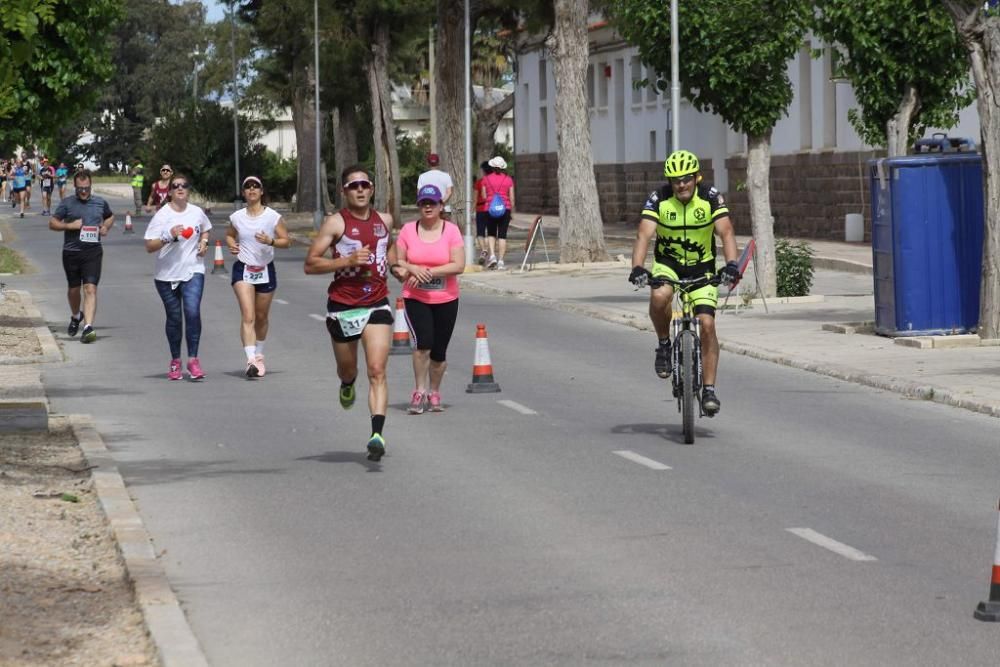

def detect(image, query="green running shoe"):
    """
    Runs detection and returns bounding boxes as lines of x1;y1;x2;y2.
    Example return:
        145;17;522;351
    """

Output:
366;433;385;461
81;326;97;344
339;382;356;409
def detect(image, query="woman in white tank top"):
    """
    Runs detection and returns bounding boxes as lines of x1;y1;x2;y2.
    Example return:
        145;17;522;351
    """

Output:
225;175;290;378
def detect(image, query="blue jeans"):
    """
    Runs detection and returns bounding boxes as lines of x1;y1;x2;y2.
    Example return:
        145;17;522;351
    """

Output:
154;273;204;359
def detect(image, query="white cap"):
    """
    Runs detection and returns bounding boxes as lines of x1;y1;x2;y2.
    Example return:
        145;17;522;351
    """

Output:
487;156;507;170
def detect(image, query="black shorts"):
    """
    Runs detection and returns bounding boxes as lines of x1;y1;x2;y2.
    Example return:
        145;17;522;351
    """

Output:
42;186;53;194
475;211;489;237
486;211;511;239
232;260;277;293
62;247;103;287
404;298;459;363
325;297;393;343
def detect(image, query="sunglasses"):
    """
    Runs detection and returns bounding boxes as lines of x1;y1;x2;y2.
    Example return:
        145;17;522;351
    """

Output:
170;182;190;190
160;169;172;173
344;179;372;191
243;182;262;190
670;174;696;185
75;186;91;194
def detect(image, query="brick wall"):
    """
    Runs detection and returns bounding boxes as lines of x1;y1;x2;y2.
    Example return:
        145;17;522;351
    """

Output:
515;150;881;240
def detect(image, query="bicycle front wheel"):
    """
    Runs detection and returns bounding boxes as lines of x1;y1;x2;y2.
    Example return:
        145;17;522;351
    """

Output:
679;331;695;444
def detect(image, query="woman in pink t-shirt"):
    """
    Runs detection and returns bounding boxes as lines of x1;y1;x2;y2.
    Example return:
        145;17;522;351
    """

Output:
480;156;515;270
390;184;466;414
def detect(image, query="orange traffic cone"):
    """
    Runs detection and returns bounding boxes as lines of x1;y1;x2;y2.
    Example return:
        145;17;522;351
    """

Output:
390;297;412;355
975;499;1000;621
466;323;501;393
123;213;134;234
210;240;226;274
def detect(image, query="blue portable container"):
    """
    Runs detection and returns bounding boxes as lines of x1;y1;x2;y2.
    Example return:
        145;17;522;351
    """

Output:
869;153;984;336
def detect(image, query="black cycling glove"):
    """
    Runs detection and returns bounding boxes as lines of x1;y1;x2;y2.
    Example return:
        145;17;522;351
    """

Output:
719;261;741;286
629;265;651;287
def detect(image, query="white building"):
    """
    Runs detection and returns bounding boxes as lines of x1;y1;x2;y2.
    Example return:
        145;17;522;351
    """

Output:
513;20;980;239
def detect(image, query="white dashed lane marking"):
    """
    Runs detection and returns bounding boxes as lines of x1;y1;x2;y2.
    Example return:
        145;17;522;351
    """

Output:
274;298;289;305
309;314;326;322
497;400;537;415
786;528;878;562
612;450;671;471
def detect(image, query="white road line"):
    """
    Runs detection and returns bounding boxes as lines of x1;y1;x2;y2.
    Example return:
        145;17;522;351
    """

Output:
274;298;289;305
786;528;878;562
612;450;672;471
309;314;326;322
497;399;537;415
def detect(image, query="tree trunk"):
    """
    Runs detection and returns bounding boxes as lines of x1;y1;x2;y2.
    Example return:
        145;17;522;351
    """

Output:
746;132;777;297
942;1;1000;338
549;0;607;263
291;64;321;215
434;0;468;229
473;92;514;164
367;22;401;226
332;104;359;209
886;83;920;157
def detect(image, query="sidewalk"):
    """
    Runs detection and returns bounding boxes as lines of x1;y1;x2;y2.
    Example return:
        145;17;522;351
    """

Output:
459;228;1000;419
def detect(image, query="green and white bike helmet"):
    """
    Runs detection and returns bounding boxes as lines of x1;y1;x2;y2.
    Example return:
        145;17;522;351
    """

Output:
664;150;700;179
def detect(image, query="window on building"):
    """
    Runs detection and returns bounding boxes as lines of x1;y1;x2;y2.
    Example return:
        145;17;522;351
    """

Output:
587;64;595;109
645;65;657;104
539;59;547;102
540;107;548;153
598;61;609;108
799;43;813;150
649;130;657;161
630;57;642;106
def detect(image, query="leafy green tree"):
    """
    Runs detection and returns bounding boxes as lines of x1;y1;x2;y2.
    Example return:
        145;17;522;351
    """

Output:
608;0;811;296
0;0;121;145
143;101;266;202
813;0;974;156
942;1;1000;338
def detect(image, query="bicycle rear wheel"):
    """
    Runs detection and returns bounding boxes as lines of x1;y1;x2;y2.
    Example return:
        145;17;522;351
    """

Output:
679;332;695;444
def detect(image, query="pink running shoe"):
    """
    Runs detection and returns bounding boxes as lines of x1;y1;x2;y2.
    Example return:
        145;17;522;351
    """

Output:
427;390;443;412
187;357;206;380
408;390;425;415
167;359;182;381
255;354;266;377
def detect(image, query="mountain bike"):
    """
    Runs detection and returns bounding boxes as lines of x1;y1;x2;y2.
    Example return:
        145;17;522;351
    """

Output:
638;272;721;444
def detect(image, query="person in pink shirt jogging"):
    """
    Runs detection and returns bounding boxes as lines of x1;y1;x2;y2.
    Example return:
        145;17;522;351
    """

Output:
389;184;466;414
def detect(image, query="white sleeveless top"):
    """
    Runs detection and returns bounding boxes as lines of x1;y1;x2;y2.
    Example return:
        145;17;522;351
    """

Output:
229;206;281;266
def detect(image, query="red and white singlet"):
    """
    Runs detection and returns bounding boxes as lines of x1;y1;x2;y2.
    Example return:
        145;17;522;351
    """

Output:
326;207;390;306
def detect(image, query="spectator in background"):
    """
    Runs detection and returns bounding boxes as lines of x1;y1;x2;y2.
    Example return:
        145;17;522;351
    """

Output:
473;161;492;265
480;156;515;270
129;162;144;216
145;165;174;212
417;152;454;220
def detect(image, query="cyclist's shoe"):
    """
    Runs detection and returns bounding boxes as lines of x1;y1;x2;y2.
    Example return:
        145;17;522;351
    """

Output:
366;433;386;461
254;354;266;377
702;388;721;417
187;357;205;380
339;382;356;409
80;325;96;343
245;358;260;378
167;359;183;381
408;390;426;415
654;343;671;378
427;390;443;412
67;314;82;337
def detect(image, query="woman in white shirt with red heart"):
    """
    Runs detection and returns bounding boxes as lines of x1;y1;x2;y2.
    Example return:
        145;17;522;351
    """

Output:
226;175;290;378
144;172;212;381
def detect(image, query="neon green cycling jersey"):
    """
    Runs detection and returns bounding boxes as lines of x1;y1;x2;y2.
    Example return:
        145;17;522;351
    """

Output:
641;182;730;273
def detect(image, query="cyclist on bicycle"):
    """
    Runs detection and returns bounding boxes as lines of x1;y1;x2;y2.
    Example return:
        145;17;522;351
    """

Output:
628;149;740;416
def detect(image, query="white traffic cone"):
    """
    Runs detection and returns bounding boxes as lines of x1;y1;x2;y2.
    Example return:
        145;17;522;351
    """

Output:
211;241;226;274
390;297;412;355
123;213;134;234
465;323;501;393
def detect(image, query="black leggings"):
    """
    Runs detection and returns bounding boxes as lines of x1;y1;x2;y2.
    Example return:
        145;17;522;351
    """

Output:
403;298;459;363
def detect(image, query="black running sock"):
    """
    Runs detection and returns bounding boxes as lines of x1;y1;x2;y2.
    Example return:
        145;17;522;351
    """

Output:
703;385;715;393
658;337;670;347
371;414;385;436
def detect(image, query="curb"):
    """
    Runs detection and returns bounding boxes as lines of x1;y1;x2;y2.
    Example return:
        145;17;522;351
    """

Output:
71;415;210;667
0;290;62;365
461;278;1000;419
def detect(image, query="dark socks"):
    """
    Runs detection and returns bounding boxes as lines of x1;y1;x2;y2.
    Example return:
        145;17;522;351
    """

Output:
371;414;385;435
